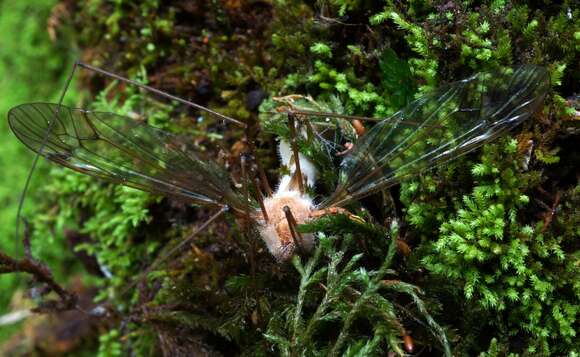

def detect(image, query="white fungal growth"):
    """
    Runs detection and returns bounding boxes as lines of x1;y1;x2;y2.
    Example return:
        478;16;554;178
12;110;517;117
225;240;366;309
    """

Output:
277;139;318;191
255;139;319;261
257;190;315;261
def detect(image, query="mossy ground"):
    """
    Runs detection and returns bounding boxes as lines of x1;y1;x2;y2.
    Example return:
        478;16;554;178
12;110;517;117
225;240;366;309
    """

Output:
0;1;578;356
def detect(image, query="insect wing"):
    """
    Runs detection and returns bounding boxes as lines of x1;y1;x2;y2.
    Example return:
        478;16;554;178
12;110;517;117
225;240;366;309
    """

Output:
324;65;550;207
8;103;243;209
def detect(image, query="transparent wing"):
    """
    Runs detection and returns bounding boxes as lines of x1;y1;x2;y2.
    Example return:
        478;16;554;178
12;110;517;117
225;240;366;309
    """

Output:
323;65;550;208
8;103;244;210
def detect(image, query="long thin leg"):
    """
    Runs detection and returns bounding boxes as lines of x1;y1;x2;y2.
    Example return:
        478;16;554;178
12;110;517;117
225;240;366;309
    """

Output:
78;207;229;317
15;61;79;249
257;162;273;196
241;155;257;281
253;177;269;222
243;121;273;196
76;62;246;128
283;206;304;254
241;155;251;220
266;109;443;128
287;112;304;194
130;206;227;293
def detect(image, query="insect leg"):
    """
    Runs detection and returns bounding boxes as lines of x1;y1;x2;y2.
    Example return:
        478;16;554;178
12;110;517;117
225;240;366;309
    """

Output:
240;155;258;282
123;206;227;296
244;123;273;196
283;206;305;254
240;155;251;220
253;177;269;222
281;109;443;128
255;160;273;196
15;61;79;248
76;62;246;127
287;112;304;194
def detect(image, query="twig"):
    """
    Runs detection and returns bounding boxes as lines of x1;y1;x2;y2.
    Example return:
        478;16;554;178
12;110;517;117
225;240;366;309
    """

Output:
0;250;78;313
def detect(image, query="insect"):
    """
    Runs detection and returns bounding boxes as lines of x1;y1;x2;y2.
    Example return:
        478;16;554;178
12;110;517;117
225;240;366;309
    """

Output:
8;64;549;262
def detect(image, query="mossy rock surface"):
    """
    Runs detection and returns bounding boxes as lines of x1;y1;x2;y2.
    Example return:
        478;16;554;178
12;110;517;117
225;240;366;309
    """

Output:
0;1;578;356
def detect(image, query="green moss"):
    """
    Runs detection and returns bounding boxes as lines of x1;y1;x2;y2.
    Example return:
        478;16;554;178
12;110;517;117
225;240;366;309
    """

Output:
0;0;79;342
266;220;450;356
422;140;577;354
2;0;578;355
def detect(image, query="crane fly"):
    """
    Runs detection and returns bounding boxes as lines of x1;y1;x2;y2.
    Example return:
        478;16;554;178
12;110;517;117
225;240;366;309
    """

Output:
8;64;549;262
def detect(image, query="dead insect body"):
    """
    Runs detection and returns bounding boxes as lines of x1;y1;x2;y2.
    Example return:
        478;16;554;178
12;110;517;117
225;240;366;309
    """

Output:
8;64;549;261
